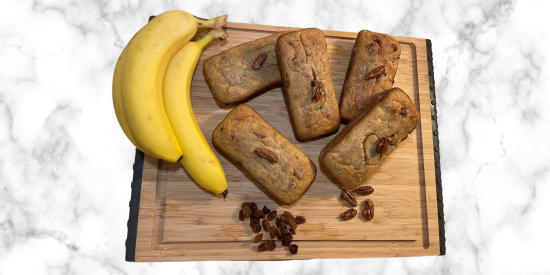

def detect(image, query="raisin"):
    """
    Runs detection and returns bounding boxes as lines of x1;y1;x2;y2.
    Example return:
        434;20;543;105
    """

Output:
270;225;276;239
239;209;245;221
258;241;269;252
282;211;298;229
242;202;251;209
266;210;277;221
250;219;262;233
289;244;298;254
262;219;270;232
289;227;296;235
281;214;290;226
283;211;295;221
262;205;270;214
276;227;283;240
295;216;306;224
268;240;276;251
253;209;265;219
253;233;263;243
281;233;293;246
282;214;297;230
275;217;281;228
288;217;298;230
279;219;288;234
250;202;258;213
242;206;252;218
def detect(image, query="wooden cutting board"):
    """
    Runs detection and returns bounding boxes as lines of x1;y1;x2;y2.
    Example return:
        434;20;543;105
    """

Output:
125;22;446;261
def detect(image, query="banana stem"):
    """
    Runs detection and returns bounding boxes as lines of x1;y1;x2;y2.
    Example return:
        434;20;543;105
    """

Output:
195;15;227;29
196;27;228;49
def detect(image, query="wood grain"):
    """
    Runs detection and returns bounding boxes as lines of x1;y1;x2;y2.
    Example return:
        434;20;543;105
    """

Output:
135;22;440;261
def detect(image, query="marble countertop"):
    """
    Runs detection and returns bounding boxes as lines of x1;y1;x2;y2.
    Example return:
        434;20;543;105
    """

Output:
1;0;549;274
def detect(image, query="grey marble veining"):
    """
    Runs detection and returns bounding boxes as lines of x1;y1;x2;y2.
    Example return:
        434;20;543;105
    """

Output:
1;0;549;274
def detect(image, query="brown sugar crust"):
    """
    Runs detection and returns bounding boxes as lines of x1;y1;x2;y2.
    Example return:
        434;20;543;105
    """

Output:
320;88;419;190
276;28;340;141
340;30;401;122
203;32;289;106
212;104;317;205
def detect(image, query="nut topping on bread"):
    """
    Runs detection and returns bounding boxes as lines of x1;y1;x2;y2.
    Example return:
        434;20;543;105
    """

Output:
365;65;385;80
254;148;278;163
251;52;268;70
376;137;391;155
311;80;325;102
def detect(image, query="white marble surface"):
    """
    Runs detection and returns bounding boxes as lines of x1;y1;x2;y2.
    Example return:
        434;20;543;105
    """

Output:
1;0;549;274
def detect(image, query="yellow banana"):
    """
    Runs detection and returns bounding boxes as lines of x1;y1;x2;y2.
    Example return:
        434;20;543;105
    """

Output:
120;10;226;162
163;28;229;196
112;36;160;157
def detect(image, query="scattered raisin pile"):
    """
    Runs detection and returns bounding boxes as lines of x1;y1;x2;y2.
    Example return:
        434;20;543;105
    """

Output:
239;202;305;255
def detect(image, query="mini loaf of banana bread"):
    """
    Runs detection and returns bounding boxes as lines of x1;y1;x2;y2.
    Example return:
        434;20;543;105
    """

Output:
320;88;419;190
203;32;288;105
212;104;317;204
276;28;340;140
340;30;401;122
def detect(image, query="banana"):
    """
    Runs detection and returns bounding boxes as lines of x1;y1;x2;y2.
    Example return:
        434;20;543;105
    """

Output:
163;28;229;196
112;36;160;157
120;10;226;162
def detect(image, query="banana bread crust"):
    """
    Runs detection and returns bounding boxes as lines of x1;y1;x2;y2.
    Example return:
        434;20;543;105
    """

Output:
276;28;340;140
203;32;288;106
320;88;419;190
340;30;401;122
212;104;317;205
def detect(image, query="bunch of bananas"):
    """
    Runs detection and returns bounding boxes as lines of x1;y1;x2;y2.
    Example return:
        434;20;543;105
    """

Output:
112;11;229;197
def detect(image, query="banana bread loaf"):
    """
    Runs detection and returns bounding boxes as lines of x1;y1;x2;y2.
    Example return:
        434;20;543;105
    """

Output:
320;88;419;190
340;30;401;122
276;28;340;140
212;104;317;205
203;32;288;105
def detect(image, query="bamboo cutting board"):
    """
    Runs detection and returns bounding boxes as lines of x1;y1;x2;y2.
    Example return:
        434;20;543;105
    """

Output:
125;21;446;261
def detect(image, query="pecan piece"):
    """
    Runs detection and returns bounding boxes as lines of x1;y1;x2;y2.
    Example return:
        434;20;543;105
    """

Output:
362;199;375;221
251;52;268;70
354;186;374;196
311;80;325;102
365;65;385;80
340;209;357;221
376;137;391;155
340;188;357;207
254;148;278;163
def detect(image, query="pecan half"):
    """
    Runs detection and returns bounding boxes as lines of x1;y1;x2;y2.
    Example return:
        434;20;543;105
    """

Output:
362;199;375;221
254;148;278;163
311;80;324;102
340;188;357;207
251;52;268;70
365;65;385;80
376;137;391;155
354;186;374;196
340;209;357;221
